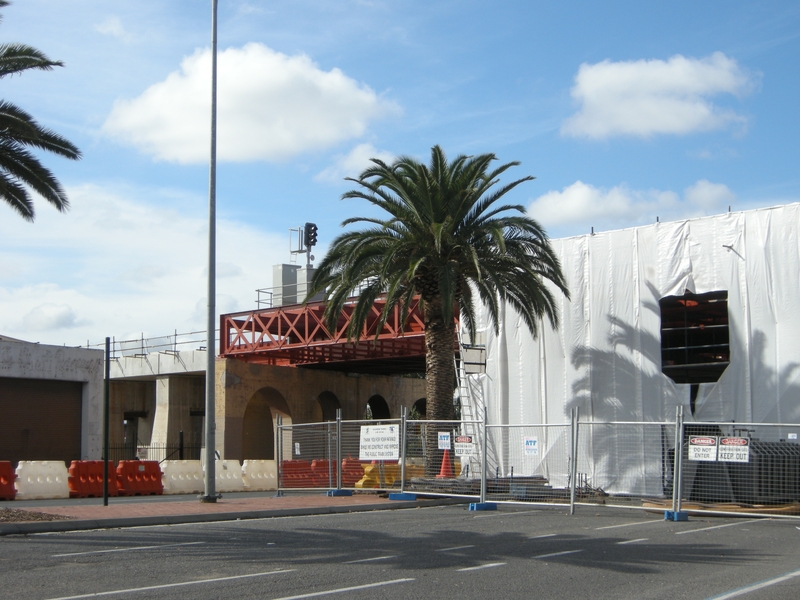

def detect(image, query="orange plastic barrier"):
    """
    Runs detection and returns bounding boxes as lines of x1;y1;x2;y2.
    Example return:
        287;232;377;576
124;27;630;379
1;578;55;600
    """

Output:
280;460;316;488
68;461;118;498
310;459;336;486
0;461;16;500
116;460;163;496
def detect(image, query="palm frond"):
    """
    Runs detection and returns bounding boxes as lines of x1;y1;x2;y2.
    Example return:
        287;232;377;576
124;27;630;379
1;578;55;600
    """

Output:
0;43;63;78
0;16;81;222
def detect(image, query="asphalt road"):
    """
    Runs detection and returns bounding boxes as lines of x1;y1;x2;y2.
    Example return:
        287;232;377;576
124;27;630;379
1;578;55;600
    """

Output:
1;504;799;600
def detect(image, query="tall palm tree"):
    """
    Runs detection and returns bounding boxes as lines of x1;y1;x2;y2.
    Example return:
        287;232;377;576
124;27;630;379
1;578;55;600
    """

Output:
0;0;80;221
309;145;570;474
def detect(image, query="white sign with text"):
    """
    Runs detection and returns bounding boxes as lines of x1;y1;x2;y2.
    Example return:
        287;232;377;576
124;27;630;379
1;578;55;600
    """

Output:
454;435;476;456
718;437;750;462
359;425;400;461
688;436;718;461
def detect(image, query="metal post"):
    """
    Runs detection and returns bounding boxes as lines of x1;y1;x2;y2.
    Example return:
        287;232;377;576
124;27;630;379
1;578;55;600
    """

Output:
674;406;685;514
569;407;579;515
179;430;184;461
327;421;333;489
201;0;219;504
480;405;488;504
275;414;284;497
103;337;110;506
336;408;342;490
400;406;407;494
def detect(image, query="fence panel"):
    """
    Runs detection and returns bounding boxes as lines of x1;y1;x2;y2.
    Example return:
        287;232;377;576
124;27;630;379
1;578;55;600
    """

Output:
484;424;571;504
402;420;482;497
278;422;338;490
340;419;403;492
574;422;675;509
677;422;800;517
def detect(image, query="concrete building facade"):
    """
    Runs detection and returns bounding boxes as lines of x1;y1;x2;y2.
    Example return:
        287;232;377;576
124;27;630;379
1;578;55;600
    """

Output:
110;351;426;462
0;336;104;464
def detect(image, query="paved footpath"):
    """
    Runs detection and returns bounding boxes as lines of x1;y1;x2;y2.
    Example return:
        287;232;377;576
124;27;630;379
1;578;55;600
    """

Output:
0;493;461;535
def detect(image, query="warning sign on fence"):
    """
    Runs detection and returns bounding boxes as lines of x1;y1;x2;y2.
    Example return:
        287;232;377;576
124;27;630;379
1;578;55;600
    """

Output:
359;425;399;461
454;435;476;456
523;436;539;456
438;431;451;450
718;437;750;462
688;436;718;461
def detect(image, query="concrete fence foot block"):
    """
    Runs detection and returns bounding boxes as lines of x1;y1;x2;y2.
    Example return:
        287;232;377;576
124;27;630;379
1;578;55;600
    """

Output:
388;492;416;501
469;502;497;511
326;490;353;497
664;510;689;521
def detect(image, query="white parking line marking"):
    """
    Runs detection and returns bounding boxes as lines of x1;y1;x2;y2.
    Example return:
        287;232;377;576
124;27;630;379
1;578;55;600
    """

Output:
595;520;664;530
437;545;475;552
617;538;648;545
45;569;295;599
52;541;205;557
534;550;583;560
675;518;765;535
457;562;506;572
705;567;800;599
271;578;415;599
529;533;557;539
473;509;540;519
344;555;396;564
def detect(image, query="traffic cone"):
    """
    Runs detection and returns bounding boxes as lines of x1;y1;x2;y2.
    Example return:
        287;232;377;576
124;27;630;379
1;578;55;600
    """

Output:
436;449;454;479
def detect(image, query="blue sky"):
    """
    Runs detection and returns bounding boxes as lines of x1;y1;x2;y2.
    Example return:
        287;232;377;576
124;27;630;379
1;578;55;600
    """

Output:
1;0;798;346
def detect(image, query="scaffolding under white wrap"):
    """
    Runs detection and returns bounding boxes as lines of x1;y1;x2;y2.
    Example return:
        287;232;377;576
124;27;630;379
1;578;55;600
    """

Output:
468;203;800;495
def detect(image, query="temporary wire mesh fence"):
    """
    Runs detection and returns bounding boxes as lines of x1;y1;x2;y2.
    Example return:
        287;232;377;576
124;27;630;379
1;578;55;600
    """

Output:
278;421;340;490
402;420;483;498
484;424;571;504
275;412;800;518
572;421;676;509
676;421;800;516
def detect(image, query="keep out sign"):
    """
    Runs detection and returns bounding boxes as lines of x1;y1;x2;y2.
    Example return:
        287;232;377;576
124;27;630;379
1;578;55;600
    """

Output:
719;437;750;462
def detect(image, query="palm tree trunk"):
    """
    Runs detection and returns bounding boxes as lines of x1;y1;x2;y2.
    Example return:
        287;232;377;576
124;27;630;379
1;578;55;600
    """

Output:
423;296;456;476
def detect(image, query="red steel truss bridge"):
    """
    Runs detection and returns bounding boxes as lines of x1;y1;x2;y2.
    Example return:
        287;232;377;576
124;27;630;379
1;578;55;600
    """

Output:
220;296;456;375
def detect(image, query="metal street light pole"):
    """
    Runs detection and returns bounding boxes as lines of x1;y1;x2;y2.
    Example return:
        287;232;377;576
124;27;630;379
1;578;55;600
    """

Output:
201;0;218;503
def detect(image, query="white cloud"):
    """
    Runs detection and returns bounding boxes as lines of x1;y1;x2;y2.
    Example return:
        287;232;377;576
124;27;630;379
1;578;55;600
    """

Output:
22;303;81;331
314;143;395;183
103;43;401;164
561;52;754;139
94;16;132;42
528;180;735;233
0;184;288;345
684;179;735;210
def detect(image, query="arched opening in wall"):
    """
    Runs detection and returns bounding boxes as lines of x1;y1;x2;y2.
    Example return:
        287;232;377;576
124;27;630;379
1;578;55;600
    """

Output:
315;391;341;422
364;395;391;420
411;398;426;419
242;387;292;460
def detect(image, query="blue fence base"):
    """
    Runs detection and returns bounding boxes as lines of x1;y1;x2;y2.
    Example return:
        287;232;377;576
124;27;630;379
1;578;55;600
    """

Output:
326;489;353;497
664;510;689;521
469;502;497;511
388;492;417;501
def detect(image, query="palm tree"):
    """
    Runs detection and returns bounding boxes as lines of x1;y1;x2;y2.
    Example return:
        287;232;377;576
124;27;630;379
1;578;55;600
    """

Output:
309;145;570;475
0;0;80;221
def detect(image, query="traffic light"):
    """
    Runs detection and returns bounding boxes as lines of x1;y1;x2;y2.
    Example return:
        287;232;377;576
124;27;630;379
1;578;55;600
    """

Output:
303;222;318;248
